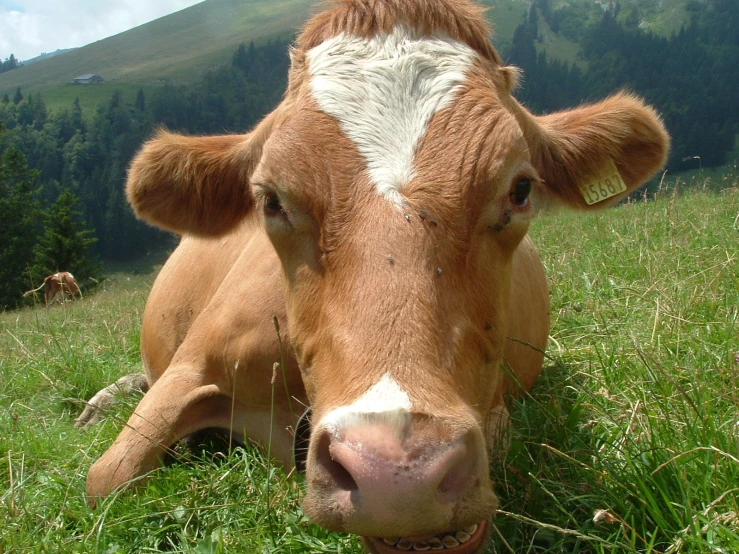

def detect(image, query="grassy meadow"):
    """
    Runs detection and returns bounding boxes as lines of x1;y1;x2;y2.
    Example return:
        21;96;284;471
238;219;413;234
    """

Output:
1;180;738;553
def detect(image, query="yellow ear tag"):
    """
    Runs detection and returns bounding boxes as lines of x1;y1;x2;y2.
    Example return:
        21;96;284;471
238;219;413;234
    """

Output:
578;160;627;205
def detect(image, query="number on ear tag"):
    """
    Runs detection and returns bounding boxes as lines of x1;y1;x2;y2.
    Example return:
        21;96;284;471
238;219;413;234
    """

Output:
578;160;627;205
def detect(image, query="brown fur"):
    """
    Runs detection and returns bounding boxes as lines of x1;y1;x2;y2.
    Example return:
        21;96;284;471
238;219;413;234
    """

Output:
516;92;670;209
24;272;81;305
88;0;669;550
299;0;501;64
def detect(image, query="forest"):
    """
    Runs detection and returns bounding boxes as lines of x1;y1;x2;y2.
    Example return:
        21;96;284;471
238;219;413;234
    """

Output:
507;0;738;170
0;39;289;309
0;0;737;309
0;55;20;74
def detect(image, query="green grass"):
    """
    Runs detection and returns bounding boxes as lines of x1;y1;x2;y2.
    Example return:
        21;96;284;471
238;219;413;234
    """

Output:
663;159;739;193
496;176;739;552
632;1;691;37
480;0;529;53
534;14;587;69
2;179;738;553
33;83;157;119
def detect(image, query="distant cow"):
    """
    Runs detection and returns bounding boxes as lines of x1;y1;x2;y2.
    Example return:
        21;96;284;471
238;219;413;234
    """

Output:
82;0;669;551
24;272;81;305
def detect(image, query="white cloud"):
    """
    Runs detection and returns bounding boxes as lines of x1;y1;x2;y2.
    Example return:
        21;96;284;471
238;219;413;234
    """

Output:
0;0;203;61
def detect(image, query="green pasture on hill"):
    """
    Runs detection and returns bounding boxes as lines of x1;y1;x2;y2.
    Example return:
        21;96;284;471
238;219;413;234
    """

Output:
0;0;314;100
0;0;530;113
1;182;738;553
0;0;700;113
32;83;155;119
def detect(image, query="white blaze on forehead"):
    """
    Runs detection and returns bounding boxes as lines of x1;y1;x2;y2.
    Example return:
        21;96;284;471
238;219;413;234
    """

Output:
319;372;412;433
307;25;476;207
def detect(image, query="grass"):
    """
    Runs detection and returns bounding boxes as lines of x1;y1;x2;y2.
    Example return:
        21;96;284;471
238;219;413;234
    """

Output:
480;0;529;53
28;83;158;121
495;177;739;552
1;178;738;553
534;13;587;69
632;1;691;37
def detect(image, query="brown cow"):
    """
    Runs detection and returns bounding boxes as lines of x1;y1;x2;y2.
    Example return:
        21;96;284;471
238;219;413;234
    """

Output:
82;1;669;551
24;271;81;305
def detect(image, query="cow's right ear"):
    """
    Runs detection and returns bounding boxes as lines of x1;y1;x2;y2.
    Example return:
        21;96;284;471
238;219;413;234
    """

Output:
127;110;283;236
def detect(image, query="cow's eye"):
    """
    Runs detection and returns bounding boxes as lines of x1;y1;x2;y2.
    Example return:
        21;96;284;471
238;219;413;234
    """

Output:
511;178;531;206
263;191;286;217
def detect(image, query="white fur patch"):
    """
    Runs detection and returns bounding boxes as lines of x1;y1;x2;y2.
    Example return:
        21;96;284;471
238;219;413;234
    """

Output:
307;26;476;207
320;372;412;433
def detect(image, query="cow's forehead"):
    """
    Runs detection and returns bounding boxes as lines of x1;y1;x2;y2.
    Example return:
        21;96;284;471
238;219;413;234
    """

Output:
306;26;479;208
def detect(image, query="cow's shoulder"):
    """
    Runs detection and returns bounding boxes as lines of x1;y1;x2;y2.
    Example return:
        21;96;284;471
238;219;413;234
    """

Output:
142;222;284;379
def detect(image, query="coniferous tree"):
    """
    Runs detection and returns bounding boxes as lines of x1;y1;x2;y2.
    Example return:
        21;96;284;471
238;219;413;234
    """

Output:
12;87;23;105
31;189;102;288
232;42;249;73
0;54;18;73
70;98;86;134
0;123;42;309
135;89;146;111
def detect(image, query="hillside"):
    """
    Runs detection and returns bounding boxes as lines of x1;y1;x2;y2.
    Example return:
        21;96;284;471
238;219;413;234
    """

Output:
528;0;697;66
0;0;531;114
0;0;314;102
0;0;531;113
0;0;697;107
22;49;78;65
610;0;695;35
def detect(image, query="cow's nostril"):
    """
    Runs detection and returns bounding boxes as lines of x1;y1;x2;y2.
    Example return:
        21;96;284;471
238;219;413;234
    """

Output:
316;432;358;491
436;439;478;502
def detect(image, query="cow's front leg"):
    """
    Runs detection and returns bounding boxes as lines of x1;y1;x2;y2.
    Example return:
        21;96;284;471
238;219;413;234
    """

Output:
86;365;231;506
75;373;149;428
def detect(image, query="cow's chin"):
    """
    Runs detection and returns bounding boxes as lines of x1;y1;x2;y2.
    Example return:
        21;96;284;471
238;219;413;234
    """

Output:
362;520;489;553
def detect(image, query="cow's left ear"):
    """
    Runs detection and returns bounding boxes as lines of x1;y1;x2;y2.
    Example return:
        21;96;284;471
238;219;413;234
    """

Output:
520;92;669;209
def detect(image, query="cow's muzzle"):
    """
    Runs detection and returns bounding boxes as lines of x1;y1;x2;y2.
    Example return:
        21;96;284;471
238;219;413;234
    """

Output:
301;411;497;540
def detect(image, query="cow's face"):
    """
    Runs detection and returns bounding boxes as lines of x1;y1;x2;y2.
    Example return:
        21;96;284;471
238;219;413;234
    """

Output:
250;32;534;540
126;2;668;552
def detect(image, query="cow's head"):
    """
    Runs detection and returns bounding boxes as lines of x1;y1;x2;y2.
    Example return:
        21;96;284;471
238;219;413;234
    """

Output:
127;0;668;551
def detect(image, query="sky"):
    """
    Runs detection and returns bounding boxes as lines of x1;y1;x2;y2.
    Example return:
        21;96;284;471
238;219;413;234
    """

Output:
0;0;204;62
